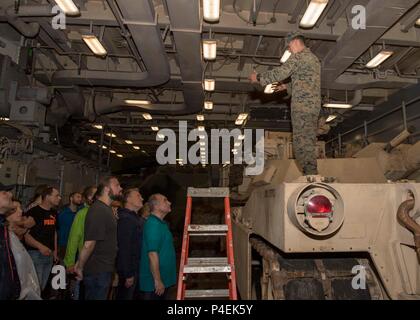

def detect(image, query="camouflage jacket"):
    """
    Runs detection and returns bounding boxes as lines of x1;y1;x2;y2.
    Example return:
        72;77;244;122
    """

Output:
259;47;321;111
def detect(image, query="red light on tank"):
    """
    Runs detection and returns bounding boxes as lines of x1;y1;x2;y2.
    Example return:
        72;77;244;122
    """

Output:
306;195;332;215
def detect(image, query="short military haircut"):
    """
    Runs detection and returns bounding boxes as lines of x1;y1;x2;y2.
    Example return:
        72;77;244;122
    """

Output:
122;187;139;206
293;35;305;45
96;176;117;197
41;187;56;200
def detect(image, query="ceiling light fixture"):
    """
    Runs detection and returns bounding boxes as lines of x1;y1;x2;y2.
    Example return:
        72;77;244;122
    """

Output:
264;84;275;94
203;0;220;22
110;150;116;154
197;114;205;121
204;79;215;91
105;133;116;138
204;101;213;110
124;99;151;106
326;115;337;123
366;50;394;69
82;34;107;57
300;0;329;28
125;140;133;144
323;103;353;109
142;113;152;120
133;146;140;150
117;154;123;158
92;124;103;130
88;139;97;144
203;40;217;60
151;126;159;131
54;0;79;16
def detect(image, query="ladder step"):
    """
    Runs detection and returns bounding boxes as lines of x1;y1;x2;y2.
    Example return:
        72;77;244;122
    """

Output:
188;224;228;235
185;289;230;298
184;265;232;274
187;257;228;265
188;187;229;198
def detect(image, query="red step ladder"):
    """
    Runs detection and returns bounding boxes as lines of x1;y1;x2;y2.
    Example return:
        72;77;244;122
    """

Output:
176;187;237;300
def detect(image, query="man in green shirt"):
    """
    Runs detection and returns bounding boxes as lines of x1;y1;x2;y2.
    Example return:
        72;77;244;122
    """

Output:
139;194;176;300
63;186;97;300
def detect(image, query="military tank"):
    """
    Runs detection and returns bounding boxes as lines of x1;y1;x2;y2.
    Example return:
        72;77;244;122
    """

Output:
228;131;420;300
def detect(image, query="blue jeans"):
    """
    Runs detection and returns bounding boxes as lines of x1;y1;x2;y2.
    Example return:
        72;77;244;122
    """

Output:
28;250;53;291
84;272;112;300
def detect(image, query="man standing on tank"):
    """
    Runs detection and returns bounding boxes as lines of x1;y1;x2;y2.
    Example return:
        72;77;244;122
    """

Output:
250;31;321;176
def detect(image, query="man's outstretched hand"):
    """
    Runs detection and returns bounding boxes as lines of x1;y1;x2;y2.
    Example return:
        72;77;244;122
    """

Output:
273;83;287;92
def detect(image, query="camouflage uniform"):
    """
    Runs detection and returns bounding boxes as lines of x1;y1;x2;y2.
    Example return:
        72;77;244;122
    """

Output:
258;47;321;175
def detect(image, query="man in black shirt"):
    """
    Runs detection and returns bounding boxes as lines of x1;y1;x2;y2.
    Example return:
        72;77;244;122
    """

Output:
0;183;20;300
25;187;61;291
74;176;122;300
116;188;144;300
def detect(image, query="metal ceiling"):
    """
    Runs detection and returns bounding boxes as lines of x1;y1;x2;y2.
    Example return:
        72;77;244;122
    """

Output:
0;0;420;166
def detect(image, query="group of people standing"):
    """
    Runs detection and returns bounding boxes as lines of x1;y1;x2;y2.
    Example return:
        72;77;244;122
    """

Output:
0;176;177;300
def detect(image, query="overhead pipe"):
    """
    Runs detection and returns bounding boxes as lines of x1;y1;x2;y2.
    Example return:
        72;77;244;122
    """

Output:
6;6;40;38
51;0;170;87
397;199;420;262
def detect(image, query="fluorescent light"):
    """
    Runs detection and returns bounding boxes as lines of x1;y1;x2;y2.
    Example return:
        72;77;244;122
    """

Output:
264;84;275;94
110;150;116;154
105;133;116;138
124;99;151;106
88;139;97;144
203;0;220;22
238;134;245;140
133;146;140;150
151;126;159;131
204;79;215;91
197;114;204;121
204;101;213;110
326;115;337;123
54;0;79;16
198;126;205;131
323;103;353;109
82;35;107;57
92;124;103;130
157;133;165;139
237;113;248;121
281;50;291;63
203;40;217;60
117;154;123;158
125;140;133;144
142;113;152;120
366;50;394;69
300;0;329;28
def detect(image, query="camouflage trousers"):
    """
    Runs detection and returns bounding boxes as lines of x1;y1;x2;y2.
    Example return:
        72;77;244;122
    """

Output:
291;108;320;175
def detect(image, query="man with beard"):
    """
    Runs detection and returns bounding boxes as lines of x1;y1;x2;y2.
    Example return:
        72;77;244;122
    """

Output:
24;187;61;293
74;177;122;300
57;192;83;260
0;183;20;300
